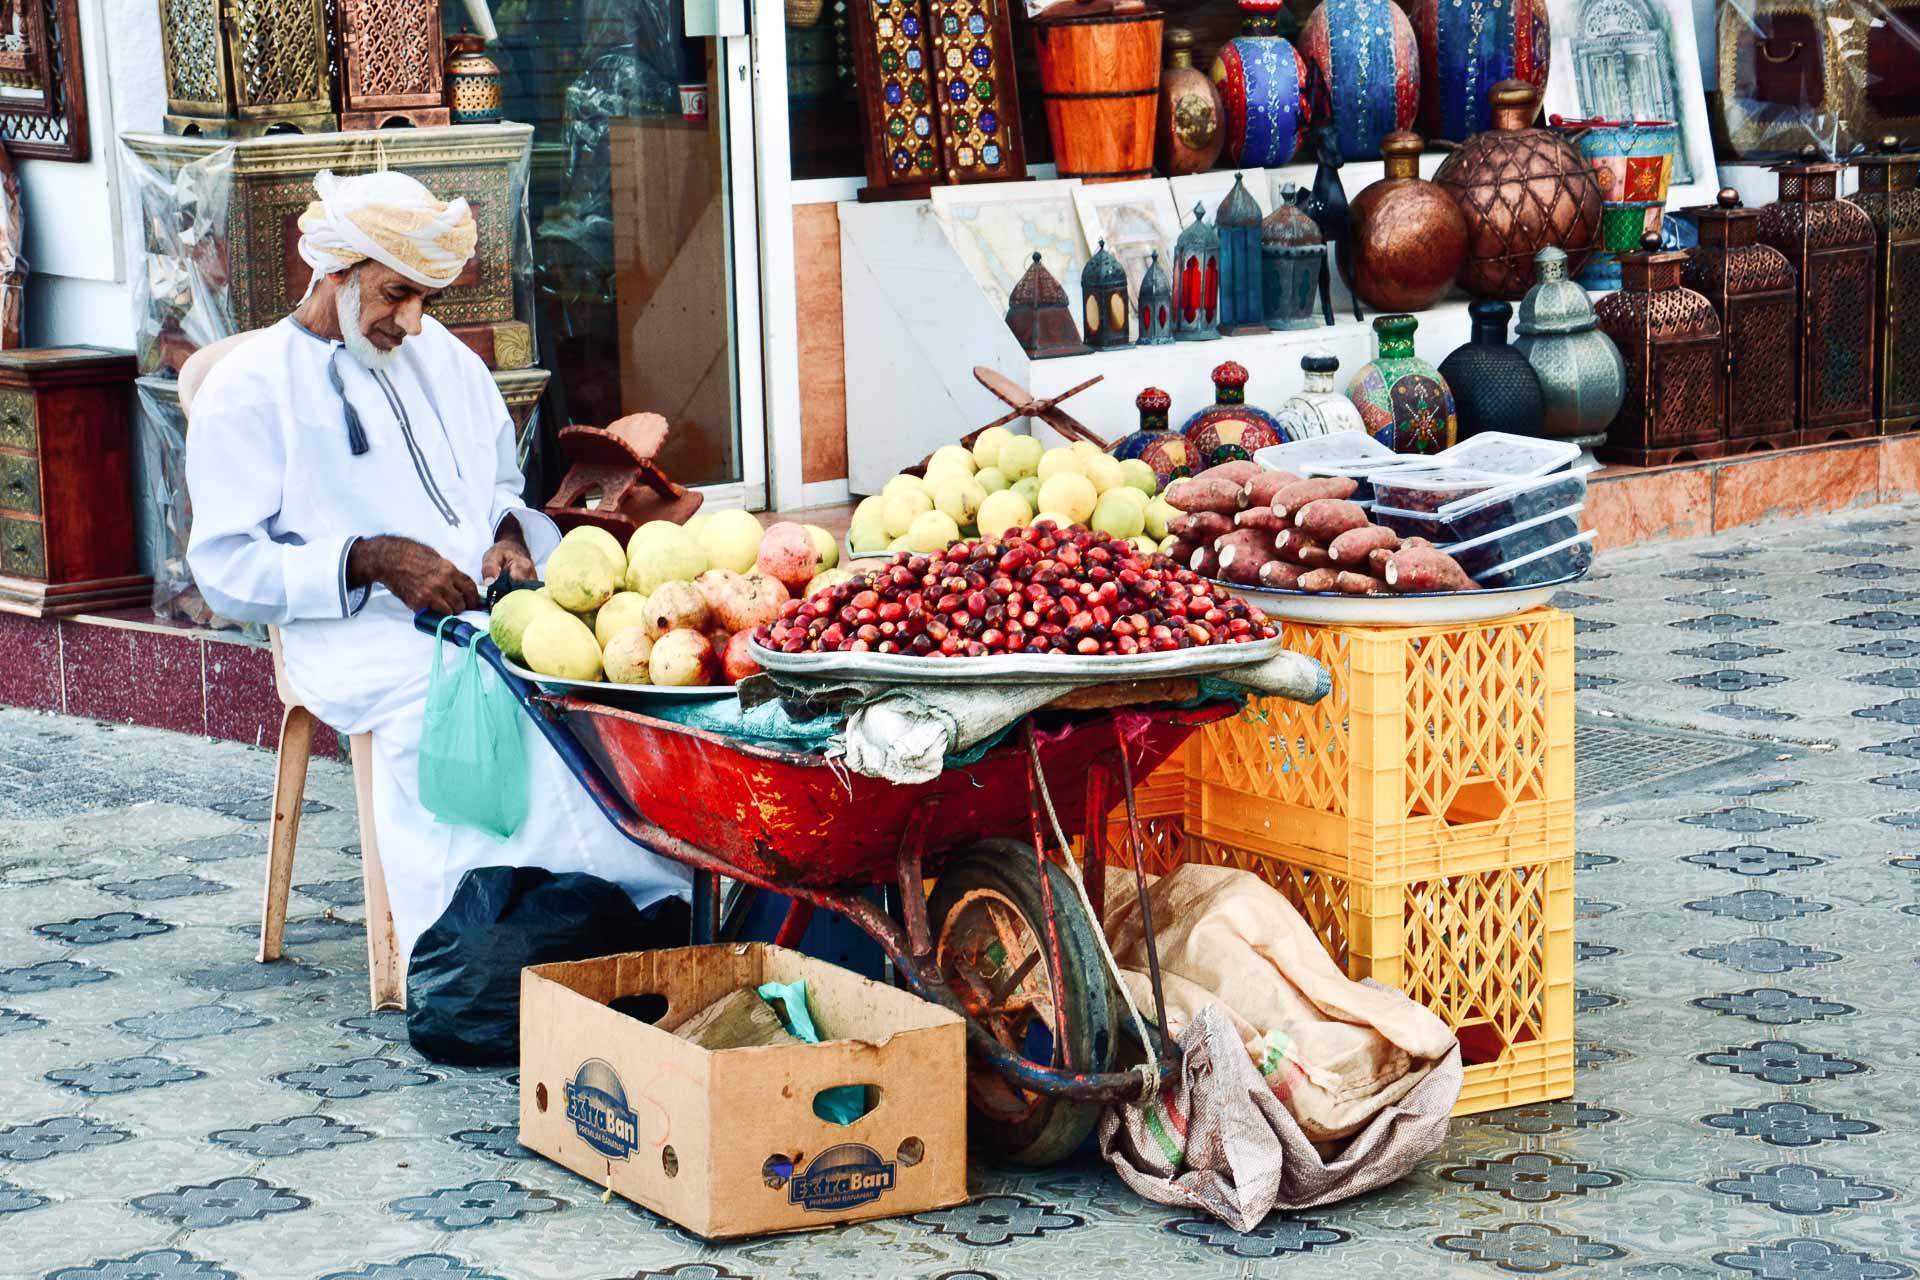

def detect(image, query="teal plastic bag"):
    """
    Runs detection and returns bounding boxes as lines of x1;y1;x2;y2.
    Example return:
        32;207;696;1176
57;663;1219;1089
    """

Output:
757;980;868;1125
419;617;529;841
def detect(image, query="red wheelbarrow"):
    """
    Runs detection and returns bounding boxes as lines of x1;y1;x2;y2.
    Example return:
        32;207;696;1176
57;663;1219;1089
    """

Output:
422;613;1317;1165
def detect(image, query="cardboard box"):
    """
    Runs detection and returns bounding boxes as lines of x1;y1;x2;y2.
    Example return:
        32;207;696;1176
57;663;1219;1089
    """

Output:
519;944;968;1239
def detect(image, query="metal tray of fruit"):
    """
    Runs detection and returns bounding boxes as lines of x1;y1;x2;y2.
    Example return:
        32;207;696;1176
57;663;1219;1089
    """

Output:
746;634;1285;684
500;656;738;703
1215;571;1588;627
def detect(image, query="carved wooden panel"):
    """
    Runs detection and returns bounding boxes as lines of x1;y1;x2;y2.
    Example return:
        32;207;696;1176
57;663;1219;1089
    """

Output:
336;0;445;112
0;0;88;161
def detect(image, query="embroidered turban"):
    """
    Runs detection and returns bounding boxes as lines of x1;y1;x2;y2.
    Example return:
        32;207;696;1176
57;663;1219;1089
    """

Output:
296;169;477;294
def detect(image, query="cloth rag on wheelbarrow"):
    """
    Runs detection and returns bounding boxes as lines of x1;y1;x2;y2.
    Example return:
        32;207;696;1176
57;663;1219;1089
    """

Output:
735;649;1328;785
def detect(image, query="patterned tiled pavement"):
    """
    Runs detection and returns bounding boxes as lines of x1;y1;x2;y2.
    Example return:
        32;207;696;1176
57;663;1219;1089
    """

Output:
2;505;1919;1279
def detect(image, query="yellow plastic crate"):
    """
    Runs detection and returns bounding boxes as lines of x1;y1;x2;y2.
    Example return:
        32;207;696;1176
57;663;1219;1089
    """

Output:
1188;836;1576;1117
1187;609;1576;883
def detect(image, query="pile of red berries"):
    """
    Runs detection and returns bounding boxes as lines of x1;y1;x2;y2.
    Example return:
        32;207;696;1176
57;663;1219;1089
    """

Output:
755;521;1279;657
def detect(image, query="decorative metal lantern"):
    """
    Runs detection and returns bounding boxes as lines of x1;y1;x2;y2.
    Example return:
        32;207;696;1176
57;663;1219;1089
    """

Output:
1260;184;1326;330
1757;158;1878;442
1005;253;1089;359
1173;202;1222;341
1512;246;1626;444
1850;140;1920;436
1214;174;1266;336
334;0;450;129
1080;239;1132;351
160;0;336;136
1595;233;1726;465
1180;360;1285;464
445;34;504;125
1680;188;1799;451
1137;250;1174;345
1275;351;1368;440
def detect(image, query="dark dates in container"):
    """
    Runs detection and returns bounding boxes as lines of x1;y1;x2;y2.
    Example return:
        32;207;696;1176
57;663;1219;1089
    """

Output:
755;522;1280;657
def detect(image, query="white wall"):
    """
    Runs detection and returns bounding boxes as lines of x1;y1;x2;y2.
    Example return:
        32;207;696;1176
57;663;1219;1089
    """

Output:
18;0;164;349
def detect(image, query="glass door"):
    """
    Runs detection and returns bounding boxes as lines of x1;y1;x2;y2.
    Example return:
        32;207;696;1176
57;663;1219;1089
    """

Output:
479;0;767;506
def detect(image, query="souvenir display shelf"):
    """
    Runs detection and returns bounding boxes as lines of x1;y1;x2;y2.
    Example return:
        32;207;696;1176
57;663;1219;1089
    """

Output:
843;153;1474;492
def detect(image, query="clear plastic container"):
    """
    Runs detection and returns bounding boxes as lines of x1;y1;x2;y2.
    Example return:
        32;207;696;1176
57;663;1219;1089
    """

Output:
1436;470;1592;542
1431;432;1581;479
1369;467;1507;515
1253;431;1394;473
1441;507;1582;578
1476;530;1596;589
1301;455;1446;501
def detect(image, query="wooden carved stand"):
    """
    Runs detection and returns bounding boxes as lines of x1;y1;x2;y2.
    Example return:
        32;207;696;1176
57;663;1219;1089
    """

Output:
542;412;705;540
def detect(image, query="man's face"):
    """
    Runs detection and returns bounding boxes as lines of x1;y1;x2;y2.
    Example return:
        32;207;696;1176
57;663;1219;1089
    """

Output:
352;262;441;352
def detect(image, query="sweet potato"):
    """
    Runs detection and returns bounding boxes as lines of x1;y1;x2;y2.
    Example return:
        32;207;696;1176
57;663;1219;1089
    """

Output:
1163;537;1199;567
1257;560;1306;590
1293;498;1371;543
1295;568;1341;592
1168;511;1232;543
1384;546;1476;593
1276;530;1332;569
1188;544;1222;579
1368;536;1429;577
1234;505;1287;532
1329;524;1400;565
1164;477;1243;515
1270;476;1359;519
1215;529;1279;585
1334;571;1389;595
1242;469;1305;509
1194;460;1265;488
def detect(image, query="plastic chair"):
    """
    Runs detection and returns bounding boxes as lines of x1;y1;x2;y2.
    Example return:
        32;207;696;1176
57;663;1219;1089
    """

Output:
179;334;404;1011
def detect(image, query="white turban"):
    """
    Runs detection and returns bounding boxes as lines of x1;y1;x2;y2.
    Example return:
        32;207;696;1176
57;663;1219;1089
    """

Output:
296;169;478;296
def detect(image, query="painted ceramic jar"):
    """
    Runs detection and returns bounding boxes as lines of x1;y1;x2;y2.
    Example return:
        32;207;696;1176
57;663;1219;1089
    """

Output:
1347;313;1458;453
1347;129;1469;312
1157;29;1226;176
1511;246;1626;443
1298;0;1419;163
1275;351;1368;440
1438;300;1547;438
1116;390;1199;486
1414;0;1549;143
446;35;504;124
1552;116;1679;288
1432;80;1603;300
1261;184;1326;330
1210;0;1314;167
1181;360;1285;464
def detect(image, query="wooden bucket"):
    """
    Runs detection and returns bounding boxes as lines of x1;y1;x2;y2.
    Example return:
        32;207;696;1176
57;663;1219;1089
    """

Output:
1033;3;1165;183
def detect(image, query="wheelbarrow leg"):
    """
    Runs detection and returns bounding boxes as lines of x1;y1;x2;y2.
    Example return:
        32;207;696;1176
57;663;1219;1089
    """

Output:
1114;722;1171;1056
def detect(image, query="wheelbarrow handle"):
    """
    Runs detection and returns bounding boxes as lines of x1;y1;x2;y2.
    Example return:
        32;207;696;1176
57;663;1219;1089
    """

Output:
411;608;667;848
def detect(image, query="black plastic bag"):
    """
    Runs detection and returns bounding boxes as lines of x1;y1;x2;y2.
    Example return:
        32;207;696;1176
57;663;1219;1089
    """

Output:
407;866;690;1065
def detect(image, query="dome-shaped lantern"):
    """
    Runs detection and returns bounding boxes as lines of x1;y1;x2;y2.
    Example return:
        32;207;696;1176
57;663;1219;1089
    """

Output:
1215;173;1267;336
1260;183;1328;330
1173;202;1222;341
1137;249;1175;345
1005;252;1090;359
1080;238;1132;351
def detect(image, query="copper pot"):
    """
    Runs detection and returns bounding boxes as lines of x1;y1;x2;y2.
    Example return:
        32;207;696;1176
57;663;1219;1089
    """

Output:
1432;80;1603;301
1347;130;1468;312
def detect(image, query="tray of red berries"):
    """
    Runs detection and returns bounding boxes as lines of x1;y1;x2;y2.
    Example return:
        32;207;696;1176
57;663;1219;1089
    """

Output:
750;524;1284;684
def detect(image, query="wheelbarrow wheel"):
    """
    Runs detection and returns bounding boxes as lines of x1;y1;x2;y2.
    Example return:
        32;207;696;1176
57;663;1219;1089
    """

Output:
927;839;1118;1168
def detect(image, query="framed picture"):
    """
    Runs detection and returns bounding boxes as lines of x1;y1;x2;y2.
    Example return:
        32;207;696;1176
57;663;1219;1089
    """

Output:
1543;0;1718;209
1170;170;1273;228
1071;179;1182;313
931;178;1086;316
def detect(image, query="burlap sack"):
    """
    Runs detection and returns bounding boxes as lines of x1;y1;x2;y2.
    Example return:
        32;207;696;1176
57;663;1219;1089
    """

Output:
1099;1003;1462;1226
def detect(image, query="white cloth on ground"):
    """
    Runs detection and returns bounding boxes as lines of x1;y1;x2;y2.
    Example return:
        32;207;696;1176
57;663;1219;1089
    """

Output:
185;316;690;965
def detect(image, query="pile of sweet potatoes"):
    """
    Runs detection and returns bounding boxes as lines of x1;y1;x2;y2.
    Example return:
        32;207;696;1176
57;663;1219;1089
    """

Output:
1161;461;1476;596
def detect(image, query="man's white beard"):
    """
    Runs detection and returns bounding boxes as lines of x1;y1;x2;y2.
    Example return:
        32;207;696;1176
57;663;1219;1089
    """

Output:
335;273;400;371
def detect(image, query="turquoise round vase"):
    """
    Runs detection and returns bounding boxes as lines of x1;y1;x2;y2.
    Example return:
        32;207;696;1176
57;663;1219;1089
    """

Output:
1347;313;1458;454
1298;0;1419;162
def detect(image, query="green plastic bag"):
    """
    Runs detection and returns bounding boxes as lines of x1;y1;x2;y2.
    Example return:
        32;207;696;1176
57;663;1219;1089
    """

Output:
758;980;869;1125
419;617;529;841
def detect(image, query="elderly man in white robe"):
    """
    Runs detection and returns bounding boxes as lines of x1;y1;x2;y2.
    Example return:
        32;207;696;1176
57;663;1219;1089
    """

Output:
186;169;689;966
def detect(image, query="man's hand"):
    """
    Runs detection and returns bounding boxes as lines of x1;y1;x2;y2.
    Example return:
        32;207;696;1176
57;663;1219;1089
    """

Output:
481;536;536;587
347;535;481;616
